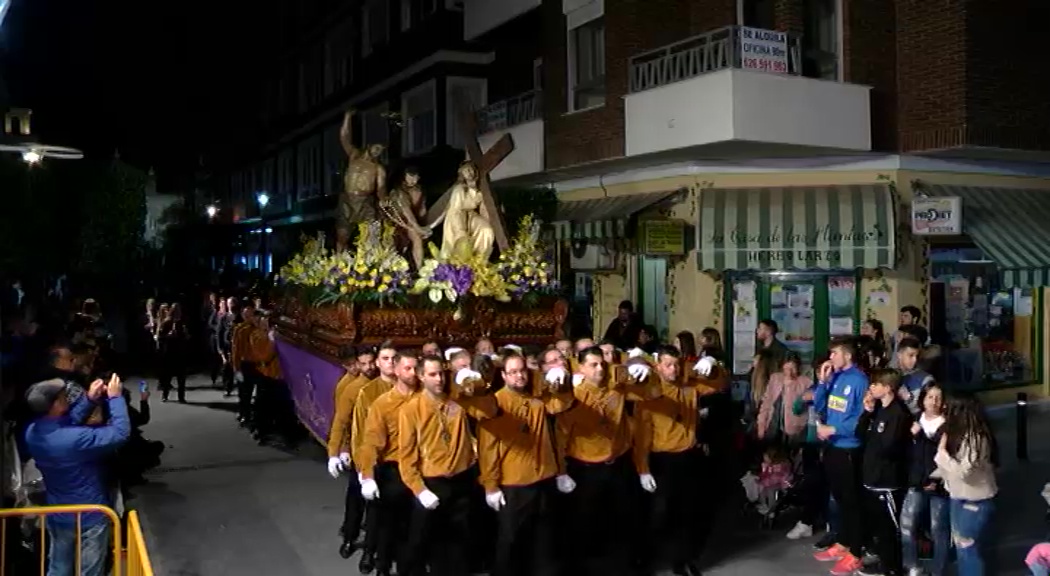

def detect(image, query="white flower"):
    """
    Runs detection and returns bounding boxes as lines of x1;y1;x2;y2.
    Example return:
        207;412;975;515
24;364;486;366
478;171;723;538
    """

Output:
444;288;458;302
428;288;443;303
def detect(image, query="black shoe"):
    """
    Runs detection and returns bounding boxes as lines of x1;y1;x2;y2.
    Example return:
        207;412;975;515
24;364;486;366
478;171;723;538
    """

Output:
813;531;837;551
338;540;355;559
672;562;702;576
358;552;376;574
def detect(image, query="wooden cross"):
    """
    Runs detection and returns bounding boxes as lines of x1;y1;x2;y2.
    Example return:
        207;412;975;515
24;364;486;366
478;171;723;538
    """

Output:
424;103;514;251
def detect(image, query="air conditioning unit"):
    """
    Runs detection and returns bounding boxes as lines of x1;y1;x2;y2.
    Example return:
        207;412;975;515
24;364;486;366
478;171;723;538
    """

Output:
569;241;618;271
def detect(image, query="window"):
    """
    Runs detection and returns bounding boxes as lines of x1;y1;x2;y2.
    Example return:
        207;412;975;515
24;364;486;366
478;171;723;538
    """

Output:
533;58;544;91
569;17;605;111
446;77;487;149
325;20;355;95
802;0;841;80
362;0;389;57
323;122;343;195
401;80;437;155
739;0;776;29
401;0;438;31
257;159;275;204
296;135;323;201
277;149;295;203
928;245;1039;389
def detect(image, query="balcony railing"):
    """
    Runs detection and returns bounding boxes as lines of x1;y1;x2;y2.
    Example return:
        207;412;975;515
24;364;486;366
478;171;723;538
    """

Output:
628;26;803;93
476;90;543;133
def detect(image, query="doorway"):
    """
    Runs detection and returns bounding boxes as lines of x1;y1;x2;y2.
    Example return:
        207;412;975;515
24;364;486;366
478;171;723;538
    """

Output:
638;256;669;341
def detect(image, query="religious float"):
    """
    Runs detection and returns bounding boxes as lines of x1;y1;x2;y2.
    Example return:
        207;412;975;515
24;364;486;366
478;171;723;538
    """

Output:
272;110;567;442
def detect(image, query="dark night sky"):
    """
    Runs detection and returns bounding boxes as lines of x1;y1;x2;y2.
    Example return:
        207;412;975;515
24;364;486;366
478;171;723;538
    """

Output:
0;0;269;188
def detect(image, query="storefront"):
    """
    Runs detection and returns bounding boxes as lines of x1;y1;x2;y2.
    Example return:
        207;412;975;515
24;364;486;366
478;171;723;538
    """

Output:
548;161;1050;402
915;183;1050;395
696;184;897;376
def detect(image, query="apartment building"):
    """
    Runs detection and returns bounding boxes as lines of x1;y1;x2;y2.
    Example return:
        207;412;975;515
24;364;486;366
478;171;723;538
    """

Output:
473;0;1050;399
221;0;498;271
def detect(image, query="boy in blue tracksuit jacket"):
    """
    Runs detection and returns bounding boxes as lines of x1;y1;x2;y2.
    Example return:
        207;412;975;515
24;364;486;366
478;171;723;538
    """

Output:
811;339;870;573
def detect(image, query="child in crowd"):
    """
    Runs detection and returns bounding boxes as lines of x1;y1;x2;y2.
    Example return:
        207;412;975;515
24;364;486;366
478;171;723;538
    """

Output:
1027;543;1050;576
756;445;794;515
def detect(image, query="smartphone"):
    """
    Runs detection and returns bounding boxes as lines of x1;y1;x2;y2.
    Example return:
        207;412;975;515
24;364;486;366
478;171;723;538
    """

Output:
139;380;148;394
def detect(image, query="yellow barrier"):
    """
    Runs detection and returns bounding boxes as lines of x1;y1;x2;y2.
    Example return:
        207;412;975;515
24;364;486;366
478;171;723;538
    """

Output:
0;504;155;576
125;511;154;576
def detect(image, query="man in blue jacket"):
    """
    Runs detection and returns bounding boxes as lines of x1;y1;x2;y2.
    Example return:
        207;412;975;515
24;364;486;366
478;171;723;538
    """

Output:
24;373;130;576
811;339;869;575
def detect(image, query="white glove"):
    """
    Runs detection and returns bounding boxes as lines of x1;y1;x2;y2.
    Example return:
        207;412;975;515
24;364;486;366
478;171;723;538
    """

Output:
339;452;351;466
485;491;506;511
652;353;661;365
234;371;244;383
627;347;646;359
699;407;710;419
444;347;465;361
327;457;344;479
360;478;380;500
555;474;576;494
417;489;440;510
627;363;650;381
267;329;276;342
545;367;568;385
640;473;657;493
487;353;499;360
455;368;482;385
694;356;716;377
504;344;522;353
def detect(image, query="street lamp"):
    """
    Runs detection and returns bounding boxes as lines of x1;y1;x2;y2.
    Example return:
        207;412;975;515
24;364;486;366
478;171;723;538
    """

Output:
22;149;41;165
256;192;270;274
206;204;218;219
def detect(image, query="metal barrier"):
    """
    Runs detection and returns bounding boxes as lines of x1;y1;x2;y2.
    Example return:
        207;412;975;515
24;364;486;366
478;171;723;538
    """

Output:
0;504;154;575
125;511;154;576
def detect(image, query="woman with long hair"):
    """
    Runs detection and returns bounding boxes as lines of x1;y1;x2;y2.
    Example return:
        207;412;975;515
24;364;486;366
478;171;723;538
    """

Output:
756;352;812;444
934;395;998;576
901;382;950;576
674;331;698;362
699;327;723;360
748;348;779;419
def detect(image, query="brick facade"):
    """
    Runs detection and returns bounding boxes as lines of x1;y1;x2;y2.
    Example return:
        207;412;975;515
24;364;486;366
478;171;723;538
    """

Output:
531;0;1050;172
543;0;736;170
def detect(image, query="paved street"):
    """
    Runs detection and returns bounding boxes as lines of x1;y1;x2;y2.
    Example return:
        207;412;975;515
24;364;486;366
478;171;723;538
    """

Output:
133;375;1049;575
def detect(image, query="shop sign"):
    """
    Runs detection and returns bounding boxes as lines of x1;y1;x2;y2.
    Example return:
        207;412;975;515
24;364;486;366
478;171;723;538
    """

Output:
641;220;686;255
739;27;789;74
912;196;962;235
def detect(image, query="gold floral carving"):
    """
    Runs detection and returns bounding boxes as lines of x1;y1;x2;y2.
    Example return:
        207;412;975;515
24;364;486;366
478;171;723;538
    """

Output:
274;297;569;352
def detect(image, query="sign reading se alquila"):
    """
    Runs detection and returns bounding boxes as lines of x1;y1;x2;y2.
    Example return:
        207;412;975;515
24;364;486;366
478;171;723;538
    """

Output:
707;224;888;263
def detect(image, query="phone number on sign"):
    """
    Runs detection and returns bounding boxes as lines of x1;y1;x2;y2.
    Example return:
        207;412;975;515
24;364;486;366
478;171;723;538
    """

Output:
743;58;787;73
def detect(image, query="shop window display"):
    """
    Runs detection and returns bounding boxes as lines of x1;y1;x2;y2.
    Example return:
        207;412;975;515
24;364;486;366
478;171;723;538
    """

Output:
929;246;1038;390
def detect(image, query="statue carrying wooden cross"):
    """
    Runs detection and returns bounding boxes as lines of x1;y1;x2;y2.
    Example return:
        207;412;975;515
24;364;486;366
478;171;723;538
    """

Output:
423;103;514;258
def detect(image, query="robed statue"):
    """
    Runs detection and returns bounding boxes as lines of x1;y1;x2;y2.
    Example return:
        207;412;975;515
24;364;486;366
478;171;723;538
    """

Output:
336;110;387;252
439;160;495;261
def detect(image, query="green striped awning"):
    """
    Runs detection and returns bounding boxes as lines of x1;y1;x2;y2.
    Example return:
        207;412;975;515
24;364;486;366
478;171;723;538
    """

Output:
923;185;1050;288
551;190;678;241
697;184;896;271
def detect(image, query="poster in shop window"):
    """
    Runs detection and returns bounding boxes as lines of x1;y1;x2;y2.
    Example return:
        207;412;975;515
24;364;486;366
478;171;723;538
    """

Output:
732;281;758;374
770;283;815;368
828;277;856;336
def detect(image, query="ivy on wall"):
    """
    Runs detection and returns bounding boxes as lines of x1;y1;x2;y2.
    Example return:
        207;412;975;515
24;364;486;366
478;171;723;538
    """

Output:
712;273;724;328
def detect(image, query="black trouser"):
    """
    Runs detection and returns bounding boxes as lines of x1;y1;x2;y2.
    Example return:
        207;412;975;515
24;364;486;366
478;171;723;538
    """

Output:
566;453;636;576
373;462;413;572
865;488;904;574
798;444;830;527
221;352;235;394
342;464;365;543
238;364;259;423
493;478;560;576
401;468;476;576
158;353;187;401
824;446;864;557
643;448;703;569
